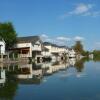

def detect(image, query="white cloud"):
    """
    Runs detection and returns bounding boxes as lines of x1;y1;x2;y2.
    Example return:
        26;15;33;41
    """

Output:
71;3;93;15
74;36;84;41
40;34;50;42
56;36;71;41
96;42;100;45
41;34;48;38
83;11;100;17
93;42;100;50
60;3;100;19
95;42;100;47
41;34;56;43
45;38;53;42
92;11;100;17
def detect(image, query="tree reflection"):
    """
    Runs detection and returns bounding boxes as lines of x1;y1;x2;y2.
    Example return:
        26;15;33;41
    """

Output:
93;57;100;62
75;58;88;72
0;70;18;100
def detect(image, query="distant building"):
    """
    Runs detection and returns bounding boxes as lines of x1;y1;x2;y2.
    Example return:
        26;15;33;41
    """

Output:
89;54;94;59
43;42;68;60
0;37;5;55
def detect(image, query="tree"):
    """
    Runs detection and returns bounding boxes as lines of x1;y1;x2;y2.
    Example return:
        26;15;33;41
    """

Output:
93;50;100;61
0;22;17;50
73;41;84;54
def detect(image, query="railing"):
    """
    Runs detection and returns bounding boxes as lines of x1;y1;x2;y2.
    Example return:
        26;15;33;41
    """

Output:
18;54;31;58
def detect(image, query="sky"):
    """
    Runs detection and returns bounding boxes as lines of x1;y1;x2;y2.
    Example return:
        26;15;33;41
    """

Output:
0;0;100;50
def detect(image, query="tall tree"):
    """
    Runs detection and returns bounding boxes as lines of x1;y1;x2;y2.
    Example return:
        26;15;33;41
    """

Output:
73;41;84;54
0;22;17;50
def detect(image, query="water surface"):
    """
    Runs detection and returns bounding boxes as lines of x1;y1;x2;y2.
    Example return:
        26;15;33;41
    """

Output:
0;58;100;100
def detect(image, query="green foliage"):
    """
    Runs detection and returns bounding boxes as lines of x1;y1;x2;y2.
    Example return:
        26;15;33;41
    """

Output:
0;70;18;100
81;51;90;57
73;41;90;57
73;41;84;54
0;22;17;50
93;50;100;57
92;50;100;61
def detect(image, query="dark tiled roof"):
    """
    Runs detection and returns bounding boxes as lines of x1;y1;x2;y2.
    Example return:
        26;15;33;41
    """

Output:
43;42;58;47
58;46;67;48
43;42;68;49
17;36;42;45
43;42;52;46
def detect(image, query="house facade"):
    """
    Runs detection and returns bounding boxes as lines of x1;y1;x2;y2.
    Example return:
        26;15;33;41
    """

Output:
11;36;43;61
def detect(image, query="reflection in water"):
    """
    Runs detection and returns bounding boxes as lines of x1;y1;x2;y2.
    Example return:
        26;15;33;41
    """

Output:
0;69;6;86
0;58;99;100
75;59;85;72
75;57;91;72
0;58;77;86
0;64;18;100
0;59;77;85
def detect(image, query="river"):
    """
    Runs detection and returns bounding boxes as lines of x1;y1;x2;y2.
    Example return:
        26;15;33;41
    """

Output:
0;58;100;100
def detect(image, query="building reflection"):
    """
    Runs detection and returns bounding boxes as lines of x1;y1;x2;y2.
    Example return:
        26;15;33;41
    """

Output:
0;57;90;86
0;63;18;100
0;69;6;86
0;59;75;85
68;58;76;66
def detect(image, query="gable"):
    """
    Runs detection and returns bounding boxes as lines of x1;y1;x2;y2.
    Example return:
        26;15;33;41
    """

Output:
35;41;41;45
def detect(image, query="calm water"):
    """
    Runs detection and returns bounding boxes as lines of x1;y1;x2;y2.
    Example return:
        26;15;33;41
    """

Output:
0;58;100;100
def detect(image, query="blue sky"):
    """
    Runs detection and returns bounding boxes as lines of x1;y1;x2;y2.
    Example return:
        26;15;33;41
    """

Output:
0;0;100;50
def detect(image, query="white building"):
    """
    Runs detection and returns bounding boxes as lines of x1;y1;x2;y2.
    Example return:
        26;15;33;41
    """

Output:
11;36;43;60
68;49;76;58
42;42;68;60
0;37;5;55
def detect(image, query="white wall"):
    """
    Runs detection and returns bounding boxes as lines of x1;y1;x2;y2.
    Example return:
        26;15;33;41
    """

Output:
15;43;32;48
44;45;59;53
68;49;76;57
32;41;42;51
44;45;67;55
0;41;5;54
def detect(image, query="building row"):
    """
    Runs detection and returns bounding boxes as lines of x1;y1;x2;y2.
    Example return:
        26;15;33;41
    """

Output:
0;36;76;61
